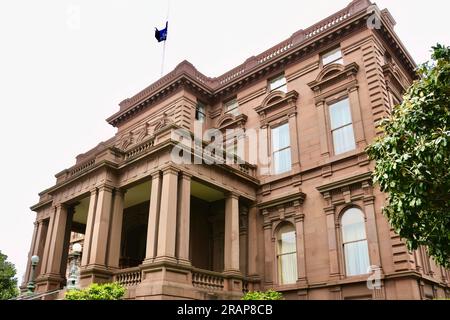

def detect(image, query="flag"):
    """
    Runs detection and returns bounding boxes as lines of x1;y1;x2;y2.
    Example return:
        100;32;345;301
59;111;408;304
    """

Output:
155;22;168;42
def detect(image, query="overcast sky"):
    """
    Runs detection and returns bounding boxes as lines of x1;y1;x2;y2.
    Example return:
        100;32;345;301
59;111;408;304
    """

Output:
0;0;448;286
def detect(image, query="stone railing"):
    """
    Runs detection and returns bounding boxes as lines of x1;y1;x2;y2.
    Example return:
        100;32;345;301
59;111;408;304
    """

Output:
123;137;155;161
69;159;96;177
304;8;351;39
192;269;225;291
114;267;142;287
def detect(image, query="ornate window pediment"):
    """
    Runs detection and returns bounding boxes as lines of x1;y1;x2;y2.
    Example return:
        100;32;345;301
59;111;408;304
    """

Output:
308;62;359;100
254;90;299;126
215;113;248;131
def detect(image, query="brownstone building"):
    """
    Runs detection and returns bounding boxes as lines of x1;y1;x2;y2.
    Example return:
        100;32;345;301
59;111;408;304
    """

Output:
22;0;450;300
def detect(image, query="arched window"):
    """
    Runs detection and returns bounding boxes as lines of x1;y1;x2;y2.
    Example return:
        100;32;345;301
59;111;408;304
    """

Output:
341;208;370;276
277;224;297;284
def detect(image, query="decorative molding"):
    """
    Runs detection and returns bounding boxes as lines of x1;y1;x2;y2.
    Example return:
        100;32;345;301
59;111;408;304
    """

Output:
317;171;372;194
258;192;306;210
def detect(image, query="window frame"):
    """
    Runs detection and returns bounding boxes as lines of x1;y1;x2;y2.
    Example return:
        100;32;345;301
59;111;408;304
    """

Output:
276;224;298;285
328;97;356;156
268;74;288;93
271;122;292;175
224;98;240;116
340;207;371;277
195;101;206;123
321;47;343;66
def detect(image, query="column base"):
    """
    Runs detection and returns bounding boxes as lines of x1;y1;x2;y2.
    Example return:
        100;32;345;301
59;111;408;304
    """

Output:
79;265;114;288
34;274;65;295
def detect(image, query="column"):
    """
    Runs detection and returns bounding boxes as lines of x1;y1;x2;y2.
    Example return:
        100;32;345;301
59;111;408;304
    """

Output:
263;217;273;285
348;86;367;149
363;197;382;269
23;221;39;287
315;100;330;157
145;172;162;262
33;220;48;277
239;206;249;275
325;204;340;279
247;206;258;276
295;213;307;284
177;173;191;265
81;189;98;267
288;110;301;171
88;185;114;267
224;192;240;273
107;188;125;269
45;205;71;275
156;167;179;262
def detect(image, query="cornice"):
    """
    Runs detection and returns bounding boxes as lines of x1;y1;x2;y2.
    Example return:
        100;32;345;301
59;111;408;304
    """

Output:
316;171;372;194
258;192;306;210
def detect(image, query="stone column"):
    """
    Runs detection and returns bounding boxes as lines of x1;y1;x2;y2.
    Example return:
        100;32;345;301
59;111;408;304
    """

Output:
362;183;382;270
224;192;240;273
294;213;307;284
145;171;162;263
107;188;125;269
262;212;273;285
33;220;48;277
81;188;98;267
177;173;191;266
88;185;114;267
239;206;249;275
288;110;301;171
348;86;367;149
23;221;39;288
156;167;179;263
247;206;258;277
325;202;340;279
315;100;330;157
45;205;71;275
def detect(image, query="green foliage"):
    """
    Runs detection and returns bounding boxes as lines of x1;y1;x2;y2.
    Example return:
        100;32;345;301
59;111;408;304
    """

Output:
65;282;126;300
367;44;450;267
242;289;283;300
0;251;19;300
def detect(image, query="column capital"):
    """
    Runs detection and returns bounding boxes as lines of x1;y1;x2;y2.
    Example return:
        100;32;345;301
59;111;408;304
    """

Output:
226;192;240;200
97;184;115;193
160;165;180;176
180;172;193;180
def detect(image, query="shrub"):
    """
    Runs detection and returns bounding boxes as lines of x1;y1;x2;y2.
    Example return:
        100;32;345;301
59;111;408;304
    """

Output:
242;289;283;300
65;282;125;300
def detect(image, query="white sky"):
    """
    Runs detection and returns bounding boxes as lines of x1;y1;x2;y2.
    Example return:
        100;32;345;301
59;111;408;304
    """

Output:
0;0;449;286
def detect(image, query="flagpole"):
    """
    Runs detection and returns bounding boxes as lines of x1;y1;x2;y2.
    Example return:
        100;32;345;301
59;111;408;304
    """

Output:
160;0;171;77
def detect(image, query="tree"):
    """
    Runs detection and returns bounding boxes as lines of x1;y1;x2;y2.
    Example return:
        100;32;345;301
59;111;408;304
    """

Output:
242;289;283;300
0;251;19;300
367;44;450;268
65;282;126;300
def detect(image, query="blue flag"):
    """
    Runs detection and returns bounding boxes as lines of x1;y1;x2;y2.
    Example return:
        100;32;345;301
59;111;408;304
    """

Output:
155;22;168;42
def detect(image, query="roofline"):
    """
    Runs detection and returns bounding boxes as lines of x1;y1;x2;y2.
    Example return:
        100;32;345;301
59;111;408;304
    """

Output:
107;0;416;127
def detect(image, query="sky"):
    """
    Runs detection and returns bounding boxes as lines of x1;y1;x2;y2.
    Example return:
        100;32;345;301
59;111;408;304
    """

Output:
0;0;448;286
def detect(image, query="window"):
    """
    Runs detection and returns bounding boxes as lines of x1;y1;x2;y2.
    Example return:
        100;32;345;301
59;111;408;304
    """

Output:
277;224;298;285
341;208;370;276
271;123;291;174
269;74;288;93
224;98;240;116
329;98;356;155
195;101;206;123
225;138;237;157
322;47;343;66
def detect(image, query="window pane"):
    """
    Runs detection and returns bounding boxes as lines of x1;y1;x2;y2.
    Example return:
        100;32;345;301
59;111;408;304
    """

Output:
279;253;298;284
225;99;239;116
333;125;356;155
270;75;287;93
322;48;343;65
342;209;367;243
329;99;352;130
344;240;370;276
272;123;290;151
278;230;296;254
274;148;291;174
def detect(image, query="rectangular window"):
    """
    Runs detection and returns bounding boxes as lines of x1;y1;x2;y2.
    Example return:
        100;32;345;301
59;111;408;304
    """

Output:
322;47;343;66
269;74;288;93
195;101;206;123
224;98;239;116
329;98;356;155
272;123;291;174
